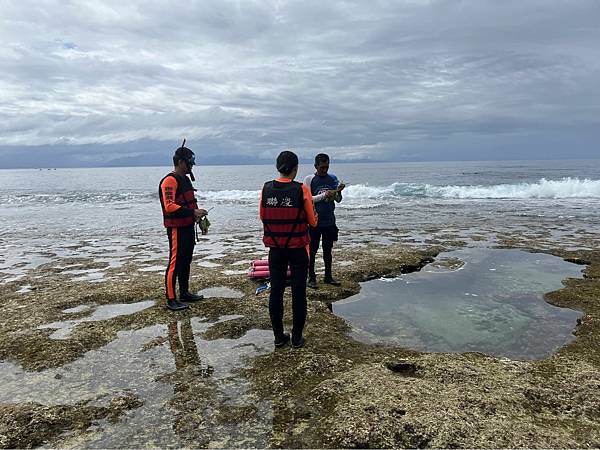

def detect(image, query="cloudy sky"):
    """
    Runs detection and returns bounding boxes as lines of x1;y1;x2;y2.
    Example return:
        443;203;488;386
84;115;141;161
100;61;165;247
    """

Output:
1;0;599;168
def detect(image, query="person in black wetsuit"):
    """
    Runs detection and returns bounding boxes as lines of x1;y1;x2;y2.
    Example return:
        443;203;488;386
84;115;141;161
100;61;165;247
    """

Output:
259;151;318;348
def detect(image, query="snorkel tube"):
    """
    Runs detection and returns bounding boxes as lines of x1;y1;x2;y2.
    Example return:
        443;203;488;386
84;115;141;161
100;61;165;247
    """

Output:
180;138;196;181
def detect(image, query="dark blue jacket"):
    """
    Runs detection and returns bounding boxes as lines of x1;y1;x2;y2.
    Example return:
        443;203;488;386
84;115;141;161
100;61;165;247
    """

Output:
304;173;341;227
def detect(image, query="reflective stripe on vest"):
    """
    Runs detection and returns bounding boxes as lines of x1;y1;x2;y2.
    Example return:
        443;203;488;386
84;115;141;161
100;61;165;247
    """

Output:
261;180;309;248
159;173;198;228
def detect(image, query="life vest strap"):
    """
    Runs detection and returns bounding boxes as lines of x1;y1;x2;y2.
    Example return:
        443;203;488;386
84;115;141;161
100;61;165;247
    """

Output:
264;231;307;238
261;218;306;224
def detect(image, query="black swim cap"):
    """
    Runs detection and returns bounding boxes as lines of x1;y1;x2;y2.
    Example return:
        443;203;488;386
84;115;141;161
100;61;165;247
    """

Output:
173;146;195;166
276;151;298;175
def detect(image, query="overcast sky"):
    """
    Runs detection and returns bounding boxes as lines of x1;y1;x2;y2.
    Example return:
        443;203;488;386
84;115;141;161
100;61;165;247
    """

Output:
1;0;599;167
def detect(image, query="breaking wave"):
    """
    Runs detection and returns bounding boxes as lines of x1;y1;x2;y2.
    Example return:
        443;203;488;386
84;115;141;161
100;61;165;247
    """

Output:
343;178;600;200
2;178;598;206
198;178;600;204
198;189;260;203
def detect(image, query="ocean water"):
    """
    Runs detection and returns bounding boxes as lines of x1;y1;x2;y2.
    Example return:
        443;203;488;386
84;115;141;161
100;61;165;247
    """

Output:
1;159;599;283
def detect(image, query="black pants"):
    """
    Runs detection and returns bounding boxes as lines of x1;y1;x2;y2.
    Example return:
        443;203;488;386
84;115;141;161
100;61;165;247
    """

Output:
268;247;309;342
165;225;195;300
309;225;338;281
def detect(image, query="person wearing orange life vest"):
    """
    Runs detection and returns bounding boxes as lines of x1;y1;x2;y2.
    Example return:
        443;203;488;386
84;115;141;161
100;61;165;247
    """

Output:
159;144;207;311
260;151;317;348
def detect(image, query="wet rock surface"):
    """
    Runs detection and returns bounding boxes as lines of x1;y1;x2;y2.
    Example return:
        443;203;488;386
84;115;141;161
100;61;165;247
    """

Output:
0;236;599;448
244;245;600;448
386;360;419;376
0;395;142;449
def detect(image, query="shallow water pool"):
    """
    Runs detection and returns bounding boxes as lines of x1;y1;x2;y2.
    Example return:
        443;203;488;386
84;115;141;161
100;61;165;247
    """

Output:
333;248;584;360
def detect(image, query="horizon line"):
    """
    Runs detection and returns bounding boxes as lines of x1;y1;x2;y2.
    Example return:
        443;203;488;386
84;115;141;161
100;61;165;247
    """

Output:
1;157;600;171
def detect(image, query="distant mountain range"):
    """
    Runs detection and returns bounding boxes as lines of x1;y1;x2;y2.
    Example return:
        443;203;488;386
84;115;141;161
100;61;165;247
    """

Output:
0;142;381;169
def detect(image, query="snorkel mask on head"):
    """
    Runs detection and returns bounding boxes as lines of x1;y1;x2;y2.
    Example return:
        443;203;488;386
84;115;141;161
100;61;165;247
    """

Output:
174;138;196;181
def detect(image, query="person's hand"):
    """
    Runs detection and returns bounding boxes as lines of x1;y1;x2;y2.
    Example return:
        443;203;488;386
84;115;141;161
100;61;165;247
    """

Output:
324;190;336;199
194;208;208;220
338;183;346;191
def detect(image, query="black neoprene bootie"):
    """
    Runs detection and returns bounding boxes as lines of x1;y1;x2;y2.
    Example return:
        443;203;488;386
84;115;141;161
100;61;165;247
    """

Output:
167;299;190;311
180;292;204;302
274;333;290;348
323;278;341;286
292;336;305;349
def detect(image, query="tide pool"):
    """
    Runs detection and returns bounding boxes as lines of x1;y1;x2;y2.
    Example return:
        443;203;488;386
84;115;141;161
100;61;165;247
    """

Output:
333;248;584;360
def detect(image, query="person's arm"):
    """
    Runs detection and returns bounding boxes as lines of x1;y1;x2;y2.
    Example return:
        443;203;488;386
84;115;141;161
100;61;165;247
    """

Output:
161;176;195;217
304;174;327;203
302;185;318;227
259;188;264;220
331;174;343;203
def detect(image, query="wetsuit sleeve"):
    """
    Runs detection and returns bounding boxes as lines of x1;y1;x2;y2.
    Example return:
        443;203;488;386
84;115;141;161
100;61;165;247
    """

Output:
304;174;327;203
161;176;195;217
259;189;264;220
302;185;318;227
313;193;327;203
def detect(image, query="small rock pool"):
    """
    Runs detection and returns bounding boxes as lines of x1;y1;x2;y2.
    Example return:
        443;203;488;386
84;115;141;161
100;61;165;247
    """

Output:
333;248;584;360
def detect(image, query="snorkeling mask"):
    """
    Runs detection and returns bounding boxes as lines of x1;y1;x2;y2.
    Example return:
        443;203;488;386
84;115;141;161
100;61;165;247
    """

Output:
174;139;196;181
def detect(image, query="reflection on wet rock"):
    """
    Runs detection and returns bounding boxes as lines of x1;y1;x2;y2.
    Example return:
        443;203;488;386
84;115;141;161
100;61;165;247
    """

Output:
37;300;155;339
0;315;274;448
198;286;245;299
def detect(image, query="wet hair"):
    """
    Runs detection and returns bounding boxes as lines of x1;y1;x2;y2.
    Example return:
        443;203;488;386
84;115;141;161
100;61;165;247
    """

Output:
314;153;329;166
276;151;299;175
173;146;195;166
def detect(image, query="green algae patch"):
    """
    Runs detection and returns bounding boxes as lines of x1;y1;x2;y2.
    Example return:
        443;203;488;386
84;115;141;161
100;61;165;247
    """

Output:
0;395;142;449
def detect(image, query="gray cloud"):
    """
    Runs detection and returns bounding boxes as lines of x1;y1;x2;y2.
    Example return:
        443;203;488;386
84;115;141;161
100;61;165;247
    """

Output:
1;0;599;167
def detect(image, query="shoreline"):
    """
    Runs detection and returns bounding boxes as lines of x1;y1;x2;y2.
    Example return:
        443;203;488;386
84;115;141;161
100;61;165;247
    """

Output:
0;235;599;448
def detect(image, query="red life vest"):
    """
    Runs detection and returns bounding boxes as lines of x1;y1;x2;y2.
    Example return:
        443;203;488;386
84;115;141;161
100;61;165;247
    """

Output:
159;173;198;228
261;180;309;248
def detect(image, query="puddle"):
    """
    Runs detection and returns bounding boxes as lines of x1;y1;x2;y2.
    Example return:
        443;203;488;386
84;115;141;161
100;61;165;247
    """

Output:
62;305;94;314
38;300;155;339
62;268;105;276
138;265;164;272
1;315;273;447
338;260;355;267
221;269;249;275
64;268;107;282
333;248;584;360
203;253;228;260
0;274;25;284
198;261;221;268
16;285;32;294
198;287;245;299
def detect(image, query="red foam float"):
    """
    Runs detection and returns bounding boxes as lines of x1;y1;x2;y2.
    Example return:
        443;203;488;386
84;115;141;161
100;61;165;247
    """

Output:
248;259;291;279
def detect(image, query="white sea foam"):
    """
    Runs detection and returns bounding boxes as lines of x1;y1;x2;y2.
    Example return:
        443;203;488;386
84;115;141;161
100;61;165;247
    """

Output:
343;178;600;200
198;189;260;203
192;177;600;206
0;192;156;205
339;203;385;210
2;178;598;207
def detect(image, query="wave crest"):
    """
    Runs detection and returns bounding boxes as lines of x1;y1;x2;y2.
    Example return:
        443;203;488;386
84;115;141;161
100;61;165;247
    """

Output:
344;178;600;200
2;177;598;206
